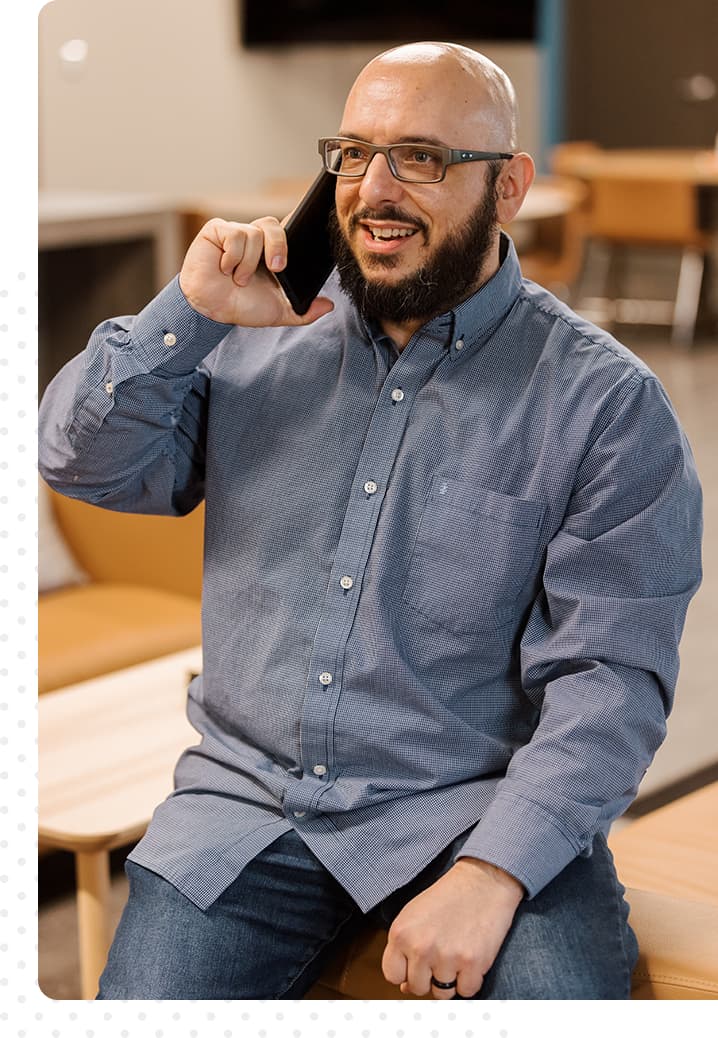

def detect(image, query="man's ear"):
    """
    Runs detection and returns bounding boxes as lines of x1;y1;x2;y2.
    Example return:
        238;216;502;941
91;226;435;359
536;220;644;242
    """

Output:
495;153;535;225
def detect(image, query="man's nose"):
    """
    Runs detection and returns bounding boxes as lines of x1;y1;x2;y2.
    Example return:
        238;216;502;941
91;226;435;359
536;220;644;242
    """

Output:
358;152;405;206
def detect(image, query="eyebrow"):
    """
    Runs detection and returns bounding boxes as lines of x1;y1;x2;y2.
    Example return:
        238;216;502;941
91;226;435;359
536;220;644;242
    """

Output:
337;132;452;149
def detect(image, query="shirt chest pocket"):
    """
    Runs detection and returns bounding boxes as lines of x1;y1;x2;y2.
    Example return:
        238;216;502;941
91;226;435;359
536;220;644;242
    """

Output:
402;478;546;634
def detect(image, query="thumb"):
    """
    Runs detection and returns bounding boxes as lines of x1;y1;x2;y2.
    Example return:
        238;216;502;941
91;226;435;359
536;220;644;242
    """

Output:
289;295;335;326
381;939;408;986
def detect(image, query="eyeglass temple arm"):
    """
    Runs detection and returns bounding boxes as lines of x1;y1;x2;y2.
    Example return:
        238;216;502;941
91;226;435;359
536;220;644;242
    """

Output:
449;149;515;163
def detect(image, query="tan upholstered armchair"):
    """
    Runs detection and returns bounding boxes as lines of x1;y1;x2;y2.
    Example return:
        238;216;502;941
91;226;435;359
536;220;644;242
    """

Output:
307;784;718;1000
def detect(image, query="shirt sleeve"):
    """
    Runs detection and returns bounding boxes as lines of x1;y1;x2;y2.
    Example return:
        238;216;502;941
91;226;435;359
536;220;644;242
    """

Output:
38;275;234;516
454;372;703;897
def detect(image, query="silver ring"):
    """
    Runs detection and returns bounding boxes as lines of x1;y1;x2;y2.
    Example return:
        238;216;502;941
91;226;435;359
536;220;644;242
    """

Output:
430;975;457;990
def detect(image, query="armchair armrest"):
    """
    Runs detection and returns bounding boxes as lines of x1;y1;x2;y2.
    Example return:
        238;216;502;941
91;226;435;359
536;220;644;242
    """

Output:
626;886;718;999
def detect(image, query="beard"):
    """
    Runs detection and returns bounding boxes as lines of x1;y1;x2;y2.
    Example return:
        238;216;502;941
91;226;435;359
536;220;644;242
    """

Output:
328;173;500;326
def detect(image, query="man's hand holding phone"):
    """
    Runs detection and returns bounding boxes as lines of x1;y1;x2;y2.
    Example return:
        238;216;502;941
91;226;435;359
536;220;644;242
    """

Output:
179;215;334;328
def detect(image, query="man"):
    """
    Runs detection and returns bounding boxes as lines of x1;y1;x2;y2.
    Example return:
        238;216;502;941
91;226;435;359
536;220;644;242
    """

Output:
38;43;702;999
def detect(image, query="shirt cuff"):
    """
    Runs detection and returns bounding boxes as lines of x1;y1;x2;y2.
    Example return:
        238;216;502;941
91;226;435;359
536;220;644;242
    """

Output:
131;275;235;376
452;790;589;899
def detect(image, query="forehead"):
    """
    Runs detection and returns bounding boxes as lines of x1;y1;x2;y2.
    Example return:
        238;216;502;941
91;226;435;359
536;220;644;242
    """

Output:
340;63;491;146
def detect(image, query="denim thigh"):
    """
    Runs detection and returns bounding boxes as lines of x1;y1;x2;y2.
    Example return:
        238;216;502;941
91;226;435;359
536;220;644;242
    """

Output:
96;828;363;999
478;833;639;999
372;830;639;1000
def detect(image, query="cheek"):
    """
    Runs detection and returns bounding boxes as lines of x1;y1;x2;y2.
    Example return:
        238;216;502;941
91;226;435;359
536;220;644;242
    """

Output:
334;182;360;226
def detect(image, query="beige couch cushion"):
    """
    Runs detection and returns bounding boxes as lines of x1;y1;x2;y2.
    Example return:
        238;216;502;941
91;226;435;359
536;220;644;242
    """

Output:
39;583;201;694
609;782;718;906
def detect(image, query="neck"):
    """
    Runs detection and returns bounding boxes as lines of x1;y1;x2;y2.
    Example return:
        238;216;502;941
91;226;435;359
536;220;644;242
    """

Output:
379;241;501;352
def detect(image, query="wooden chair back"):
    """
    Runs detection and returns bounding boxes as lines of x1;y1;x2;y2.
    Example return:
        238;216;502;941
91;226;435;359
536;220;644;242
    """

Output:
588;175;705;246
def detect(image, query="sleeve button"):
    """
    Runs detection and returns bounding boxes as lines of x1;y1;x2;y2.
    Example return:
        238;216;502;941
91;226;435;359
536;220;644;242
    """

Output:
163;332;177;347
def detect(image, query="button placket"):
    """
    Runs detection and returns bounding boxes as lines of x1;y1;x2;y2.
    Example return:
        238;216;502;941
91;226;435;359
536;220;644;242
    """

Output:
292;337;449;821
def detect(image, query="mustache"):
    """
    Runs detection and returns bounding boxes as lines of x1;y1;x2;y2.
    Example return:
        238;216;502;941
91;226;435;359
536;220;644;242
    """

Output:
349;206;429;237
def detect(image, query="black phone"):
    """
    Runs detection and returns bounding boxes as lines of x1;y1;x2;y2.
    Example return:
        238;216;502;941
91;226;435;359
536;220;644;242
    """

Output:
273;168;336;315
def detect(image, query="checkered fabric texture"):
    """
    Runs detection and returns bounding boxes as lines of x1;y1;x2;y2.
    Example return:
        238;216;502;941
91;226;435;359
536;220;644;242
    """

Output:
38;235;702;912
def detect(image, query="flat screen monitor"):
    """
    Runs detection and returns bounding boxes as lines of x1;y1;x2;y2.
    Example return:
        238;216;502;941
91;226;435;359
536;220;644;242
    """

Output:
240;2;537;47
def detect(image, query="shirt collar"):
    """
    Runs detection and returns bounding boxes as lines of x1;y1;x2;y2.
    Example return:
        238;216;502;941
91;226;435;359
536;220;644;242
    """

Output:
359;231;522;359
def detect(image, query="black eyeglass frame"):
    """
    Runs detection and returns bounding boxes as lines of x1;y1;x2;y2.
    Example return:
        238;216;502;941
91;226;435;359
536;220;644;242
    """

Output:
318;136;514;184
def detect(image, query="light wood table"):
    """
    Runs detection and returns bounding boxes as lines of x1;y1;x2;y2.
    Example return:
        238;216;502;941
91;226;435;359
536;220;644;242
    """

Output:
39;646;203;999
552;147;718;187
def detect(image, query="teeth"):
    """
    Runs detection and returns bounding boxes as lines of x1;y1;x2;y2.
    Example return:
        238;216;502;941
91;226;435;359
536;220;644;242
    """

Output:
370;227;416;240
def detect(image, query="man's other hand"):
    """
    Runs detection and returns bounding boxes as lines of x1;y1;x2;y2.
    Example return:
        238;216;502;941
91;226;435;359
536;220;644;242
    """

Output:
381;857;525;999
179;216;334;328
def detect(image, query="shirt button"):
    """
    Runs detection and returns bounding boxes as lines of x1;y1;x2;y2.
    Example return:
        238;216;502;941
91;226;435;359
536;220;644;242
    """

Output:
391;388;405;402
163;332;177;347
104;381;113;394
319;671;333;685
312;764;327;776
455;338;465;351
364;480;378;495
339;575;354;590
293;810;306;818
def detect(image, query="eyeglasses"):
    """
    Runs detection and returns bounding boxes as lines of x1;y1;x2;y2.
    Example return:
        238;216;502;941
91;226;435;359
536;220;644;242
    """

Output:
318;136;514;184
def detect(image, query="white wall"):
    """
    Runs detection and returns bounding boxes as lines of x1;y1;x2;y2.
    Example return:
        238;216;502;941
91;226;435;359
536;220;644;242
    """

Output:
39;0;541;195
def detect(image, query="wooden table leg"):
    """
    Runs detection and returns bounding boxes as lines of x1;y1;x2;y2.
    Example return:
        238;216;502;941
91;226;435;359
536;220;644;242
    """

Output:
75;849;112;999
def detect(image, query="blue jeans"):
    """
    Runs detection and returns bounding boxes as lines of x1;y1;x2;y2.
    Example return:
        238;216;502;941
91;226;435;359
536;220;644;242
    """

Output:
97;828;638;999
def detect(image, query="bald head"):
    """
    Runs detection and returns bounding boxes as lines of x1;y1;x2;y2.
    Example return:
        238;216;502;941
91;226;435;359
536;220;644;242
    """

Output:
346;42;519;152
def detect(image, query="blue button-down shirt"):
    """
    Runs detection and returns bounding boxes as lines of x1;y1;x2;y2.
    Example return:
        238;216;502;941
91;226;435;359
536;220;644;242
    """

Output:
38;235;702;913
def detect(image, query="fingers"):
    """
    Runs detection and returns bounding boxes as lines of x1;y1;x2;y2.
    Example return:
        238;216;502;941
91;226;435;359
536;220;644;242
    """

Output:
254;215;288;274
383;938;485;1000
405;957;434;998
455;965;485;999
205;216;288;286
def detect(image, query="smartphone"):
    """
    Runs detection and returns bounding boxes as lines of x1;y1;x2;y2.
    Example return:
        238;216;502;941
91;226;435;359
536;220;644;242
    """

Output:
273;168;336;315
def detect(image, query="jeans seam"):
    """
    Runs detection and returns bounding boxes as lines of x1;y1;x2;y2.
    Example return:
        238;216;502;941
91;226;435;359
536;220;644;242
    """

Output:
275;906;359;999
600;836;636;998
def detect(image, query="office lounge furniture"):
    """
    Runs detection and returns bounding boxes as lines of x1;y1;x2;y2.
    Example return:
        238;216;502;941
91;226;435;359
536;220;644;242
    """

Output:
39;647;203;998
511;175;590;301
551;144;718;346
39;192;186;394
39;482;203;694
584;173;710;346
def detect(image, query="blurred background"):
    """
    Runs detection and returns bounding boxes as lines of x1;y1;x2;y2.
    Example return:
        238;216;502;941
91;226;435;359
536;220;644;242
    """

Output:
38;0;718;1000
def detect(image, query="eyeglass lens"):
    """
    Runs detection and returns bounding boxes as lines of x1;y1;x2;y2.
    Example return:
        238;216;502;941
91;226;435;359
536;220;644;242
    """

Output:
323;140;444;182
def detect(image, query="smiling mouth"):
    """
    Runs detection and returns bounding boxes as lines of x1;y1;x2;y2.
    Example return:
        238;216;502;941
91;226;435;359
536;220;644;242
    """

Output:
366;226;418;241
